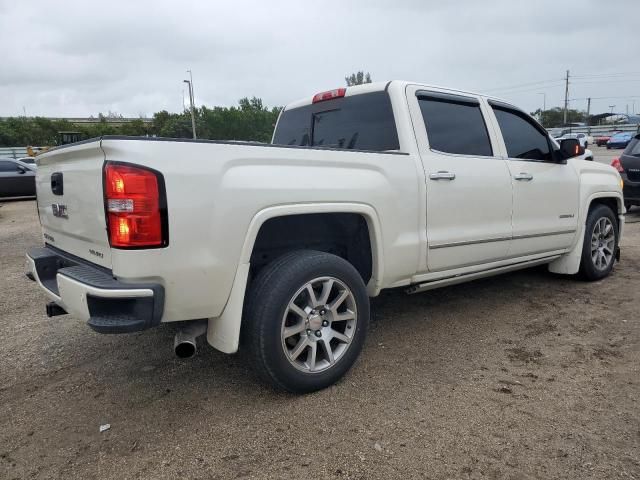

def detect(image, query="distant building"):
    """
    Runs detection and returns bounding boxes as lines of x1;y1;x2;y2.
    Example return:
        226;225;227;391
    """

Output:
589;113;640;125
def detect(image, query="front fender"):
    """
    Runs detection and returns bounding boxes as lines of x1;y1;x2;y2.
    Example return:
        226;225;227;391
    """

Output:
548;190;624;275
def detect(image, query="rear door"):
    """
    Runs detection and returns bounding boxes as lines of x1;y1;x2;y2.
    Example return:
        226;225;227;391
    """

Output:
487;101;579;257
407;87;513;272
35;140;112;268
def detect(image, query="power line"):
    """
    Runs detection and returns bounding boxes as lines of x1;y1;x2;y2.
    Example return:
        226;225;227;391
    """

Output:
570;95;640;101
572;71;640;79
481;78;564;93
482;82;566;97
571;78;640;86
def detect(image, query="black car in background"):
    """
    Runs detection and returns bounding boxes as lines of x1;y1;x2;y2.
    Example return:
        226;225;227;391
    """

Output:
0;158;36;199
612;134;640;211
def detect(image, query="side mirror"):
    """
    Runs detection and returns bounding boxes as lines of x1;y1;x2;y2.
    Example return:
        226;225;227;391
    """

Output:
17;165;27;174
559;138;584;158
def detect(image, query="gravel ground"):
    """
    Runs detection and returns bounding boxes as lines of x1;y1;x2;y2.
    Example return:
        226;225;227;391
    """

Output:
0;198;639;480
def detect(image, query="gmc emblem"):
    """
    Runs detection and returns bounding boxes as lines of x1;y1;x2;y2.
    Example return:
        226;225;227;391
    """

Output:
51;203;68;218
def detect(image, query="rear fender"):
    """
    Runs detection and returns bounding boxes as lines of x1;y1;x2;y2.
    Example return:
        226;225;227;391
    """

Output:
206;202;384;353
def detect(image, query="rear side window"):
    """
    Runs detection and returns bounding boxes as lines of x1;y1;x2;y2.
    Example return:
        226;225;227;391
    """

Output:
417;92;493;156
272;91;400;151
492;106;551;161
624;136;640;156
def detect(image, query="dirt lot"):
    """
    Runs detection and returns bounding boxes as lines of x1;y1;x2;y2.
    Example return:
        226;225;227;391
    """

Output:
1;198;639;480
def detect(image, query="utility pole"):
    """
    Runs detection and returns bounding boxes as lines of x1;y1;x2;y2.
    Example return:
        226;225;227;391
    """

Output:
563;70;570;126
586;97;591;135
183;69;197;139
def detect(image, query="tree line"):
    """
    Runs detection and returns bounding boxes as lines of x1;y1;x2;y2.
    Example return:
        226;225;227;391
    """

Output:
0;97;281;147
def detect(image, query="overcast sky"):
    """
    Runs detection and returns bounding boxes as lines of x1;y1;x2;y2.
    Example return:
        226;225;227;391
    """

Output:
1;0;639;118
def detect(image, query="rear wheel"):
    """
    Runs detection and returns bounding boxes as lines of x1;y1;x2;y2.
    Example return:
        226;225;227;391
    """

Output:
579;204;618;281
243;250;369;393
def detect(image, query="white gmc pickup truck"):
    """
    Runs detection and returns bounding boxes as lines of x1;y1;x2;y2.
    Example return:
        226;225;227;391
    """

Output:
26;81;624;393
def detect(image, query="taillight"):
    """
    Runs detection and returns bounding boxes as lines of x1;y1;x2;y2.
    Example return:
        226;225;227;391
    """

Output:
312;88;346;104
103;162;168;248
611;157;624;173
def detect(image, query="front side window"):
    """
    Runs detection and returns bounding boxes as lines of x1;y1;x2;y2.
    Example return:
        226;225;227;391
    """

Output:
418;93;493;156
492;106;551;161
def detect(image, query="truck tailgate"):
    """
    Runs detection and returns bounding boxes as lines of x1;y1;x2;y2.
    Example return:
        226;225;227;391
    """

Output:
36;140;112;268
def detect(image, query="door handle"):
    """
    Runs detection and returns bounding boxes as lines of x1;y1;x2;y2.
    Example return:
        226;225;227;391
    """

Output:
429;171;456;181
514;172;533;181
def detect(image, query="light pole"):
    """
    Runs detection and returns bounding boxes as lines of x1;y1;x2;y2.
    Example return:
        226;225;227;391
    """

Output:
537;93;546;126
183;70;197;139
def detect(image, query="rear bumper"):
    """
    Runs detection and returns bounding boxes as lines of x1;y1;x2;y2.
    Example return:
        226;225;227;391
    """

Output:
26;245;164;333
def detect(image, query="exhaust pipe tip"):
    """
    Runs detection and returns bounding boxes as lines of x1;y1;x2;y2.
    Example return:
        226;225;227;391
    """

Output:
173;320;207;359
174;340;197;359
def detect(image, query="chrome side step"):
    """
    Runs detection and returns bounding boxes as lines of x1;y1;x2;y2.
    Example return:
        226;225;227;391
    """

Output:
406;256;559;295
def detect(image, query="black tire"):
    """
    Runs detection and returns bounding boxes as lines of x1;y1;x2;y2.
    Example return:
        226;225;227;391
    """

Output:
243;250;370;393
579;204;618;281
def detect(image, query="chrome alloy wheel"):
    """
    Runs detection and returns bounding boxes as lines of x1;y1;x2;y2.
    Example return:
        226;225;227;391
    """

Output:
281;276;357;373
591;217;615;271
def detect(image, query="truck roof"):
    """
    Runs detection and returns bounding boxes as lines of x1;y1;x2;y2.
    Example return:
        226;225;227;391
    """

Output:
284;80;507;111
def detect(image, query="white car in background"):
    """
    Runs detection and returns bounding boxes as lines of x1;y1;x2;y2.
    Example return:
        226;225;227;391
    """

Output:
556;132;591;148
550;137;593;161
17;157;37;169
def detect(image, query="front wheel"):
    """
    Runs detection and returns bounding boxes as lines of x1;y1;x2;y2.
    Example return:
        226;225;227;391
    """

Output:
243;250;370;393
579;204;618;281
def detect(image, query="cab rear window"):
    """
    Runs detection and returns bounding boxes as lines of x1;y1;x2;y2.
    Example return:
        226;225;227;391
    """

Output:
272;91;400;152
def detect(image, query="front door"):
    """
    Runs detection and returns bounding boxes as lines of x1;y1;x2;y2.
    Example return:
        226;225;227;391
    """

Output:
408;88;513;272
488;102;579;257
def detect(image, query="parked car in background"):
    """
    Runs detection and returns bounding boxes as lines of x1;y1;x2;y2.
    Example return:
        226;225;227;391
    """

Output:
550;138;593;161
582;147;594;161
17;156;37;168
0;158;36;199
595;134;612;146
556;132;589;148
612;134;640;210
595;131;623;146
607;132;634;149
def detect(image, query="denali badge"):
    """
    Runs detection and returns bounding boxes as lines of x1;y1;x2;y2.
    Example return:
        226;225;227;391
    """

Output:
51;203;68;218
